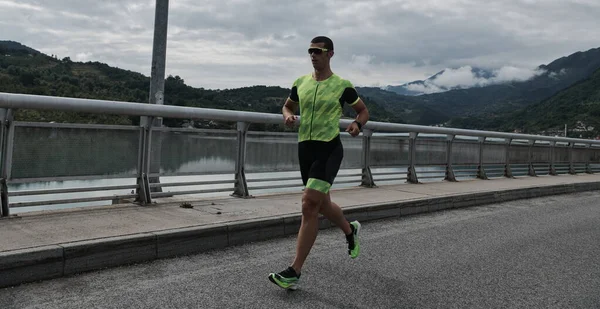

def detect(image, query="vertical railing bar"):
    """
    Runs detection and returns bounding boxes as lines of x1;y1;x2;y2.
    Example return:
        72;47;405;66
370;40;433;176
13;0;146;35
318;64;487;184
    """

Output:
360;129;375;188
0;109;5;175
0;109;14;217
135;124;148;204
528;139;537;177
549;141;557;175
568;143;576;175
136;116;154;204
148;118;163;193
477;136;488;180
136;126;144;180
4;113;14;182
444;134;456;182
0;109;4;217
144;117;154;203
232;121;250;198
407;132;419;184
504;138;513;178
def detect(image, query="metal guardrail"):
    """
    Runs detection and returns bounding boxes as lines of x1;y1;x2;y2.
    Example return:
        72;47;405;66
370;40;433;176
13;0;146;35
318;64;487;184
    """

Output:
0;92;599;216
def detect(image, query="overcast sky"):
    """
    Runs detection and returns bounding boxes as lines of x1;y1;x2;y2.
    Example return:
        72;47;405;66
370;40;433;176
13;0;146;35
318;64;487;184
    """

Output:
1;0;599;90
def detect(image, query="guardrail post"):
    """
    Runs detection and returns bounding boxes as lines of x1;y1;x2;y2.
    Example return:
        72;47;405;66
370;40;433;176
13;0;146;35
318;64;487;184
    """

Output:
568;143;576;175
360;129;375;188
444;134;457;182
135;117;153;205
477;136;488;180
0;108;5;218
504;138;513;178
549;141;557;175
0;109;14;217
232;121;250;198
528;140;537;177
147;117;163;193
585;144;593;174
407;132;419;184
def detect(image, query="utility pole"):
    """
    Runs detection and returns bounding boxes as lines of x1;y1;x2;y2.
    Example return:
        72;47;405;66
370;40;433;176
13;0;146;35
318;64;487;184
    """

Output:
146;0;169;192
149;0;169;110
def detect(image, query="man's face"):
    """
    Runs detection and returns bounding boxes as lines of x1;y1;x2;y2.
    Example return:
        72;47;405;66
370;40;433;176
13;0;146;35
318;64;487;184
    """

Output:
308;42;332;69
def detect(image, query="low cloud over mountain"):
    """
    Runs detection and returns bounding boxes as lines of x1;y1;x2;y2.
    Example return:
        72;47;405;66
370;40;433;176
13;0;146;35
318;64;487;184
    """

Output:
389;65;547;95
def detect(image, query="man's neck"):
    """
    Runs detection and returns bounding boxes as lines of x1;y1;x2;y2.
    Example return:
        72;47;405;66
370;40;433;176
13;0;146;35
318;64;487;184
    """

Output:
313;68;333;81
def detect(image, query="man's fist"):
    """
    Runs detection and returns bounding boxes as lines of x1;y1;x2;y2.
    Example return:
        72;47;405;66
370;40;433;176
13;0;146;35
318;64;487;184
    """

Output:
284;115;297;127
346;122;360;137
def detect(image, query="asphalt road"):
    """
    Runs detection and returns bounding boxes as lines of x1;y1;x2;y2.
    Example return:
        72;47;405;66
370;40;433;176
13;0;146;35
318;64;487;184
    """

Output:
1;191;599;309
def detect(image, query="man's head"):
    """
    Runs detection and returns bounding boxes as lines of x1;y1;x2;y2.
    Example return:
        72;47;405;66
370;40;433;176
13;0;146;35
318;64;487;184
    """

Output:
308;36;334;70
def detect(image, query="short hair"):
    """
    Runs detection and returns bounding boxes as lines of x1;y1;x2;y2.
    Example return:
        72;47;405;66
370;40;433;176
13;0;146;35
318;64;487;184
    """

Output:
311;36;334;51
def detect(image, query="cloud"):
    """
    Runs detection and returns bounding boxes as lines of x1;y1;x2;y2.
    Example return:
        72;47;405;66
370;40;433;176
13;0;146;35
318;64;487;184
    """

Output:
74;52;94;62
1;0;599;89
548;68;567;79
405;65;546;94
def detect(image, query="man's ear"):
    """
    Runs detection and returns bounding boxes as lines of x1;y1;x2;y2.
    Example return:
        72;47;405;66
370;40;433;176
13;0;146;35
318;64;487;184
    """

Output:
328;51;334;58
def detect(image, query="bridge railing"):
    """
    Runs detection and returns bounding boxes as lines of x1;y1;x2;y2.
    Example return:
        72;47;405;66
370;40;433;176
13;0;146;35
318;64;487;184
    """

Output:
1;92;599;217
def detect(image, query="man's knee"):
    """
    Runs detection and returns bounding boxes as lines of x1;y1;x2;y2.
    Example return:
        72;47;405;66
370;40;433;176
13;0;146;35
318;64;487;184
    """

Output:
302;189;325;217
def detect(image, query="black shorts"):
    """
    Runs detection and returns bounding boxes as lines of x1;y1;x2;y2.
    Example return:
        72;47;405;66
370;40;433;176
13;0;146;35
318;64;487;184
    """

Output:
298;134;343;194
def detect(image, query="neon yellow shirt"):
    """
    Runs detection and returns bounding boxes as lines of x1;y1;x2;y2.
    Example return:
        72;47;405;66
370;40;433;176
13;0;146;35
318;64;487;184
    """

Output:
289;73;360;142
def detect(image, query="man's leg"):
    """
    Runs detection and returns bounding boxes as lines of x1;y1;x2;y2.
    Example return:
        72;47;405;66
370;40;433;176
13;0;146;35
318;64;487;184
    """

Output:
320;192;352;235
291;187;326;274
320;192;361;258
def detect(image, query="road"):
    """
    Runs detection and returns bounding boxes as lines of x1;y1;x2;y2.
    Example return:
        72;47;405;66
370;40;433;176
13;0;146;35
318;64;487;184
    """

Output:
1;191;599;308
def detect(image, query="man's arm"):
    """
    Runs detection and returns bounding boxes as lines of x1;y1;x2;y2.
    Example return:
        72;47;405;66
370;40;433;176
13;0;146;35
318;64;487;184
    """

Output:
282;98;298;118
341;85;369;136
344;97;369;137
351;99;369;128
282;98;299;127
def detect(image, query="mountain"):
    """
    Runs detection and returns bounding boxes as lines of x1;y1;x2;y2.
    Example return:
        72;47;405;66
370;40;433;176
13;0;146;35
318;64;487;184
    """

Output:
415;47;600;118
0;40;41;55
506;67;600;137
385;67;494;96
356;87;449;125
0;41;405;128
448;67;600;138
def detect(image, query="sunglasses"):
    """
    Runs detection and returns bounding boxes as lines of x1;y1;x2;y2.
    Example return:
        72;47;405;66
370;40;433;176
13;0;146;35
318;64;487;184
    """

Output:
308;47;330;55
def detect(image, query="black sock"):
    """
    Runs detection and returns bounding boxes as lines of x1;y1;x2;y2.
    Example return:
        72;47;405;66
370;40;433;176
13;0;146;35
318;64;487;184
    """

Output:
346;222;355;236
287;266;300;278
346;223;355;242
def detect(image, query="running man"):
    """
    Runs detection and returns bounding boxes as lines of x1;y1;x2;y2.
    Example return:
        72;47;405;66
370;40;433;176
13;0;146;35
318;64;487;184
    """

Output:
268;36;370;290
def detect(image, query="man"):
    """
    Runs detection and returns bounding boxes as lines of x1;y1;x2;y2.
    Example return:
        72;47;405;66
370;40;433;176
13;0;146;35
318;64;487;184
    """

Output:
268;36;370;290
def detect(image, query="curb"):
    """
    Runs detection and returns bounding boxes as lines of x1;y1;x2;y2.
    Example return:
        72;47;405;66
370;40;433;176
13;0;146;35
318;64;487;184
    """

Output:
1;181;599;288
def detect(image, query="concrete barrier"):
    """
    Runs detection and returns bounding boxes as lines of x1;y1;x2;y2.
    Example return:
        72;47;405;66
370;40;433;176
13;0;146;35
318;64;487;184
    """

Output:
62;234;157;275
0;245;63;288
155;224;228;259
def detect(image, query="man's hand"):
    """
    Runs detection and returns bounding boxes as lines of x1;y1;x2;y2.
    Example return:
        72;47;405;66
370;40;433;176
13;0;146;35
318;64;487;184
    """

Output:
346;122;360;137
284;115;297;127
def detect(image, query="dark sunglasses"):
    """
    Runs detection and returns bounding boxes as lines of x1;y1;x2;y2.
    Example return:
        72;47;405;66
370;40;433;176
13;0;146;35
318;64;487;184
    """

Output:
308;47;329;55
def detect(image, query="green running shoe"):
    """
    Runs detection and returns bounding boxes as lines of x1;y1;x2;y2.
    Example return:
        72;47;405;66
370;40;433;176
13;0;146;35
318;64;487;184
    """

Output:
347;220;361;259
268;266;300;290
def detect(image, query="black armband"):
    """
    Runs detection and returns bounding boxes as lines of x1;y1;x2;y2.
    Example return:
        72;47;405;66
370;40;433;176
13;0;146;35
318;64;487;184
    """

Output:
353;120;362;130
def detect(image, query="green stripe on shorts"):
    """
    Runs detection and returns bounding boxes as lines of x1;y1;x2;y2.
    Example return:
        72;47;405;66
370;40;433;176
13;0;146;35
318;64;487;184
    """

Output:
306;178;332;193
